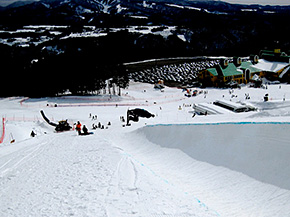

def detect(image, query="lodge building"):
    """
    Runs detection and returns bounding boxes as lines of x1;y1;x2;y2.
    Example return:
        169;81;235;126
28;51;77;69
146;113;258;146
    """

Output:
199;49;290;87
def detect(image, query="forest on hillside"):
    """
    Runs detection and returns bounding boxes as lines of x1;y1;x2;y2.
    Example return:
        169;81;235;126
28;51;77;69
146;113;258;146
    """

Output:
1;0;290;97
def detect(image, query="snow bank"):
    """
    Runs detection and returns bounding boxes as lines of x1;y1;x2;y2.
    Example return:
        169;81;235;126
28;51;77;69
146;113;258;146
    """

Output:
140;122;290;190
122;122;290;216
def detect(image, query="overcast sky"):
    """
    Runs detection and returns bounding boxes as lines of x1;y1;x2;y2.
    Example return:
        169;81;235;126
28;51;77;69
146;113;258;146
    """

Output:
1;0;290;7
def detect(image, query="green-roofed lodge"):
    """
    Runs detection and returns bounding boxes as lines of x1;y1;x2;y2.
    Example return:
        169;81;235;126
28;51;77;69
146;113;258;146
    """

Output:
199;57;261;87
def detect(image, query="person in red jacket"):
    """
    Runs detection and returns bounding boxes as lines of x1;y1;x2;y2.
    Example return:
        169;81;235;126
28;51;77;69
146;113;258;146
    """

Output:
76;121;81;135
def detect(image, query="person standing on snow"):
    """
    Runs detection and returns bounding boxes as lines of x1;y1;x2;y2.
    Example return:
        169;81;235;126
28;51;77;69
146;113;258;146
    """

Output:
30;130;36;137
76;121;82;135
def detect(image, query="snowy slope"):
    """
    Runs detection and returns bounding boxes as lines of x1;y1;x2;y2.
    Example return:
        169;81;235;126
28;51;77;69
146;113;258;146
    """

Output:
1;82;290;216
0;131;219;216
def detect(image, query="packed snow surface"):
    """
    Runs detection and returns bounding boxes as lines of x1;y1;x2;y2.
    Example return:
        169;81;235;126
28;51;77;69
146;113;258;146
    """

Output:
1;82;290;216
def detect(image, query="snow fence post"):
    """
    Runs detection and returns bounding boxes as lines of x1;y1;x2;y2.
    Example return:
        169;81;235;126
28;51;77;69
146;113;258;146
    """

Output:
0;117;6;144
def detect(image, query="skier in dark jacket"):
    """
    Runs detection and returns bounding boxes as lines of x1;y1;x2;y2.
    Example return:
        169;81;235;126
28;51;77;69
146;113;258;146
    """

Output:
83;125;88;135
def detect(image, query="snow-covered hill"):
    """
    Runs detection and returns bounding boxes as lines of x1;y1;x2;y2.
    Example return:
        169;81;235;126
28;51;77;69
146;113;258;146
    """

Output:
40;0;121;14
1;82;290;216
2;0;290;25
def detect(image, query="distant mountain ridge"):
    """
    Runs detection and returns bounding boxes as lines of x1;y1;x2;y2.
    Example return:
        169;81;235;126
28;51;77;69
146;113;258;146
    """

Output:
1;0;290;96
1;0;290;26
1;0;213;8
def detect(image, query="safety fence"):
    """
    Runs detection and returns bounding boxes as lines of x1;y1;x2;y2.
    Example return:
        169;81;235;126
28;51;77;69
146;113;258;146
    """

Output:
56;102;150;107
0;118;5;144
51;97;186;107
20;96;186;108
18;94;186;108
5;115;44;122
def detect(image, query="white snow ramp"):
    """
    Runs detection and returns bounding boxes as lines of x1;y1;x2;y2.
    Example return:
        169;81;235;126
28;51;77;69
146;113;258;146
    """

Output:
141;123;290;189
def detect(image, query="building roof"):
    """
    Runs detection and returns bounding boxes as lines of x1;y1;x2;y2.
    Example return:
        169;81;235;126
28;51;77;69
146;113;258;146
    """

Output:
259;49;290;63
207;67;218;76
206;61;261;77
220;63;241;77
239;62;261;73
250;59;289;73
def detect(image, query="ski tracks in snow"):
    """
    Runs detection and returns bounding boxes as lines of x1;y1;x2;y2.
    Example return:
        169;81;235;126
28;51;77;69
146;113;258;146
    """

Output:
0;137;50;200
104;140;219;217
105;155;141;216
0;131;218;217
0;132;121;217
0;140;47;178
